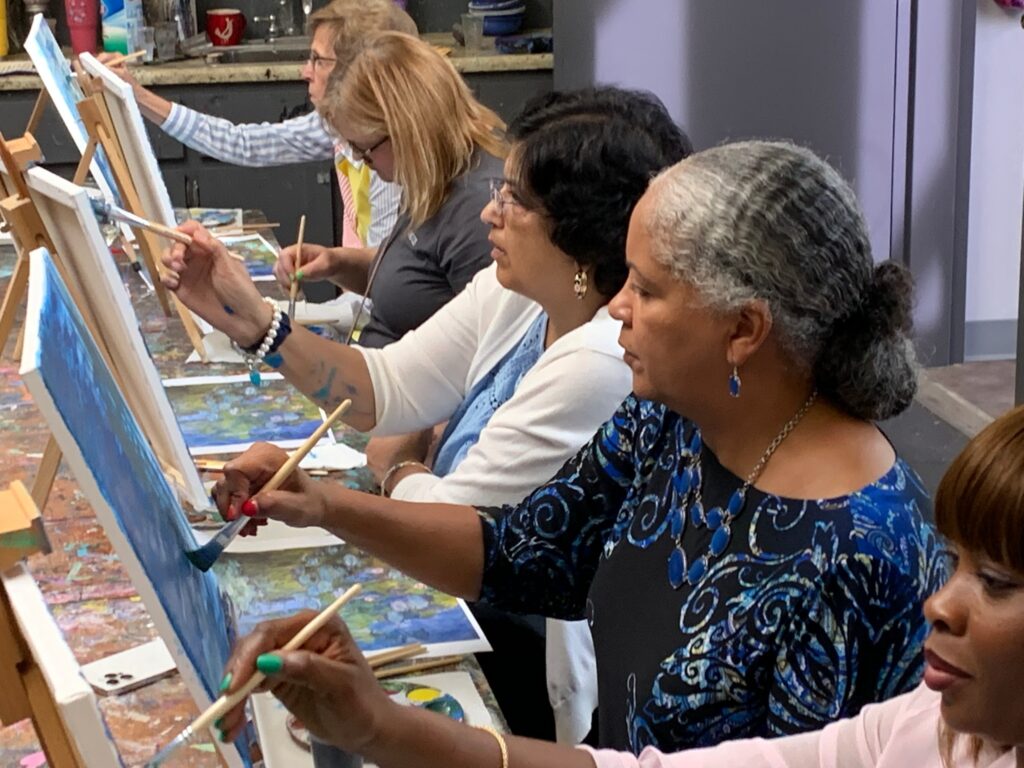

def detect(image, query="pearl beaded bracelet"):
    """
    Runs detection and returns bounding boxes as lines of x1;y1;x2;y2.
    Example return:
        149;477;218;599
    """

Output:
232;297;289;386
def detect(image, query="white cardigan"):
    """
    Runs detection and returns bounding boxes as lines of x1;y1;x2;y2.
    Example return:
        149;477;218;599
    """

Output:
358;263;633;742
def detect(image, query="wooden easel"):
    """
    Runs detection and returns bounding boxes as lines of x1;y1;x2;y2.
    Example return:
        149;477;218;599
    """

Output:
73;82;208;362
0;481;87;768
0;133;132;512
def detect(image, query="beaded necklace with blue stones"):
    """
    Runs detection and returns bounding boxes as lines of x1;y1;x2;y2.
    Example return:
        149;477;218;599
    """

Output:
667;389;819;589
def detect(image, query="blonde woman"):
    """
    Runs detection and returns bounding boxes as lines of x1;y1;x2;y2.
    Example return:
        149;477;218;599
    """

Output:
101;0;415;248
275;31;507;347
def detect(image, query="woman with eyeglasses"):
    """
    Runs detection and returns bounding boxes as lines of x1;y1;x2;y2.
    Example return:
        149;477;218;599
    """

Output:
162;85;691;741
172;141;947;760
273;31;506;349
101;0;414;250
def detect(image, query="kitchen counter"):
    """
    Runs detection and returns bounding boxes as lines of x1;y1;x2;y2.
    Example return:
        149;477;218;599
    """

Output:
0;32;552;91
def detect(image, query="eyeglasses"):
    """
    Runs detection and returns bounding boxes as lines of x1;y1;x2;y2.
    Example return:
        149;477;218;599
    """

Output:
349;136;390;163
488;178;527;217
306;50;337;68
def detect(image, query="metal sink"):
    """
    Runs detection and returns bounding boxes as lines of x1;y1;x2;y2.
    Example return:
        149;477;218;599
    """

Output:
198;37;310;64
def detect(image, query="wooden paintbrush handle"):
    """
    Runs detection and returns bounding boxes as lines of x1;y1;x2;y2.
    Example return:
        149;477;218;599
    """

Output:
263;399;351;492
289;214;307;305
192;583;363;733
373;656;462;680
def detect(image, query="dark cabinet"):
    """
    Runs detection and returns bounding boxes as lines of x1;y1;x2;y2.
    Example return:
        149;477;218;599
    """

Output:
0;68;552;250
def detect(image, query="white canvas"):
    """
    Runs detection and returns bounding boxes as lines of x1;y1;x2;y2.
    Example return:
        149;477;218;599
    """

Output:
22;15;120;204
1;562;124;767
24;166;209;511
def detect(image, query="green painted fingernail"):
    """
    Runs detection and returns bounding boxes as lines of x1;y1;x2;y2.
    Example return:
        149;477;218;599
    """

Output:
256;653;283;675
214;718;224;730
295;269;304;282
217;728;228;743
219;673;232;692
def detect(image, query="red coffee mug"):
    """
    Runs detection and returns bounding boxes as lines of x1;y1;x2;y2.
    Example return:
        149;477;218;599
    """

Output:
206;8;245;46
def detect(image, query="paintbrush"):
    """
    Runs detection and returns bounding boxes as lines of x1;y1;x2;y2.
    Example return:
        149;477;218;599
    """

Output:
106;49;147;67
86;193;193;245
288;214;306;320
145;583;363;767
87;192;247;262
184;398;352;571
373;655;462;680
209;222;280;234
365;643;427;669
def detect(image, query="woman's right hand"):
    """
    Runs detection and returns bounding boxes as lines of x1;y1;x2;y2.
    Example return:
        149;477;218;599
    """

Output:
274;243;341;290
95;52;140;87
217;611;396;753
162;221;272;347
213;442;330;533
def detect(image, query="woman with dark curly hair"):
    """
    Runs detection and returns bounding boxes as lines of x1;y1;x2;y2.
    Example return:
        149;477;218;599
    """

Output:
162;86;692;742
198;141;948;763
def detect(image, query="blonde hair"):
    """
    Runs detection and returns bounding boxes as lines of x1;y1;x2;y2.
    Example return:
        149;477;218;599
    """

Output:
307;0;418;63
934;404;1024;767
319;31;508;229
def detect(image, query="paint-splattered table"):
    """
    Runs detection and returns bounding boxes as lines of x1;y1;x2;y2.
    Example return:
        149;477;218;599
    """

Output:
0;226;506;766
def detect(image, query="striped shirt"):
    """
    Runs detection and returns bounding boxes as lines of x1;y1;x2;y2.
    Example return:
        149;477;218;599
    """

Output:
161;105;400;246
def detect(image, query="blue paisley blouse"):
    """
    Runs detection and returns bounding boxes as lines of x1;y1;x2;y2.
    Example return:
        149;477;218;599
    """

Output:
478;395;949;753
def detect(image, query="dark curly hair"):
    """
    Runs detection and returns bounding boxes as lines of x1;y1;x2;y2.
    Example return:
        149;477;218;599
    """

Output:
507;87;693;297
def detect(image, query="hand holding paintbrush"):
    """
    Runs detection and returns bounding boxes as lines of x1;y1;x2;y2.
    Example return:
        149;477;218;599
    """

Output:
145;584;364;766
174;609;462;761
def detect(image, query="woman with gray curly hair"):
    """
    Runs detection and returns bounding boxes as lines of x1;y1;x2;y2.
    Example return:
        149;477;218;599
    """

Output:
209;141;948;765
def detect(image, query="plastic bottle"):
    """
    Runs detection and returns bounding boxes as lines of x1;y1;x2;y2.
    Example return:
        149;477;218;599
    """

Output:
0;0;9;58
101;0;144;54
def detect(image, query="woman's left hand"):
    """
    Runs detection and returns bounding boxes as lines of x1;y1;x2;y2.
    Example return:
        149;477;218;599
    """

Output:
366;430;433;486
161;221;272;347
217;612;397;753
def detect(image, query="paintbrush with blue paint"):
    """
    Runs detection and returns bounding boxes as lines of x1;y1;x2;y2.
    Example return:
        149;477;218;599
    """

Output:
184;398;352;571
85;191;246;267
86;191;194;246
145;583;363;767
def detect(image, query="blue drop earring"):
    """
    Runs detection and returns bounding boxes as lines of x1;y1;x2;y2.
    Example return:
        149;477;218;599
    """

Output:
728;365;741;398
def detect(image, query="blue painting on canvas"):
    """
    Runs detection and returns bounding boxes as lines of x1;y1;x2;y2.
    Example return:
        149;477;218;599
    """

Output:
22;251;249;764
23;14;121;203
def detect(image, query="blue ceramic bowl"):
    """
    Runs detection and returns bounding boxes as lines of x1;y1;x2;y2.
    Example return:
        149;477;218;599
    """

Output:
468;6;525;36
468;0;521;9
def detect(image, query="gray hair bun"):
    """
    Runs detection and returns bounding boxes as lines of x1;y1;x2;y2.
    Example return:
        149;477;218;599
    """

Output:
815;261;917;421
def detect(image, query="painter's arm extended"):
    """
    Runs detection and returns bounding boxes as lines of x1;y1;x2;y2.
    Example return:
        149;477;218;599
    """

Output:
161;222;378;429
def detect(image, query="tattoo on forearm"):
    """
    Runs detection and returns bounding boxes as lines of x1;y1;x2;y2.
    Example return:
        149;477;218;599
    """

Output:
311;366;337;402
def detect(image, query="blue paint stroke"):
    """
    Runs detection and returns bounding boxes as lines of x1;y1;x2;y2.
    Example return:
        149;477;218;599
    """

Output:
27;252;249;765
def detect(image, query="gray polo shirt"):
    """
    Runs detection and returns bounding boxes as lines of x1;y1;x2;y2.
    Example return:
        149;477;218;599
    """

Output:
358;152;502;349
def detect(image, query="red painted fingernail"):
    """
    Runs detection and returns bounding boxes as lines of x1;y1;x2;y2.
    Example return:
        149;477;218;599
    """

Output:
241;498;259;517
226;503;238;521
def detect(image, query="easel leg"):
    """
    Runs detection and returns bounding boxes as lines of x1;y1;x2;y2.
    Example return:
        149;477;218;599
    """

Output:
30;435;62;512
25;91;50;137
0;250;28;359
173;295;208;362
72;139;97;187
13;318;26;361
24;664;85;768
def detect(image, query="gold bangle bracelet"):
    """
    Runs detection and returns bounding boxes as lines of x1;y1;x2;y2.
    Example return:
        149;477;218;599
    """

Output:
379;460;429;497
474;725;509;768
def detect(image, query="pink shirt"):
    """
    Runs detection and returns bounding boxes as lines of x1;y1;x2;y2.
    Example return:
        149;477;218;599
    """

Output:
581;684;1018;768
